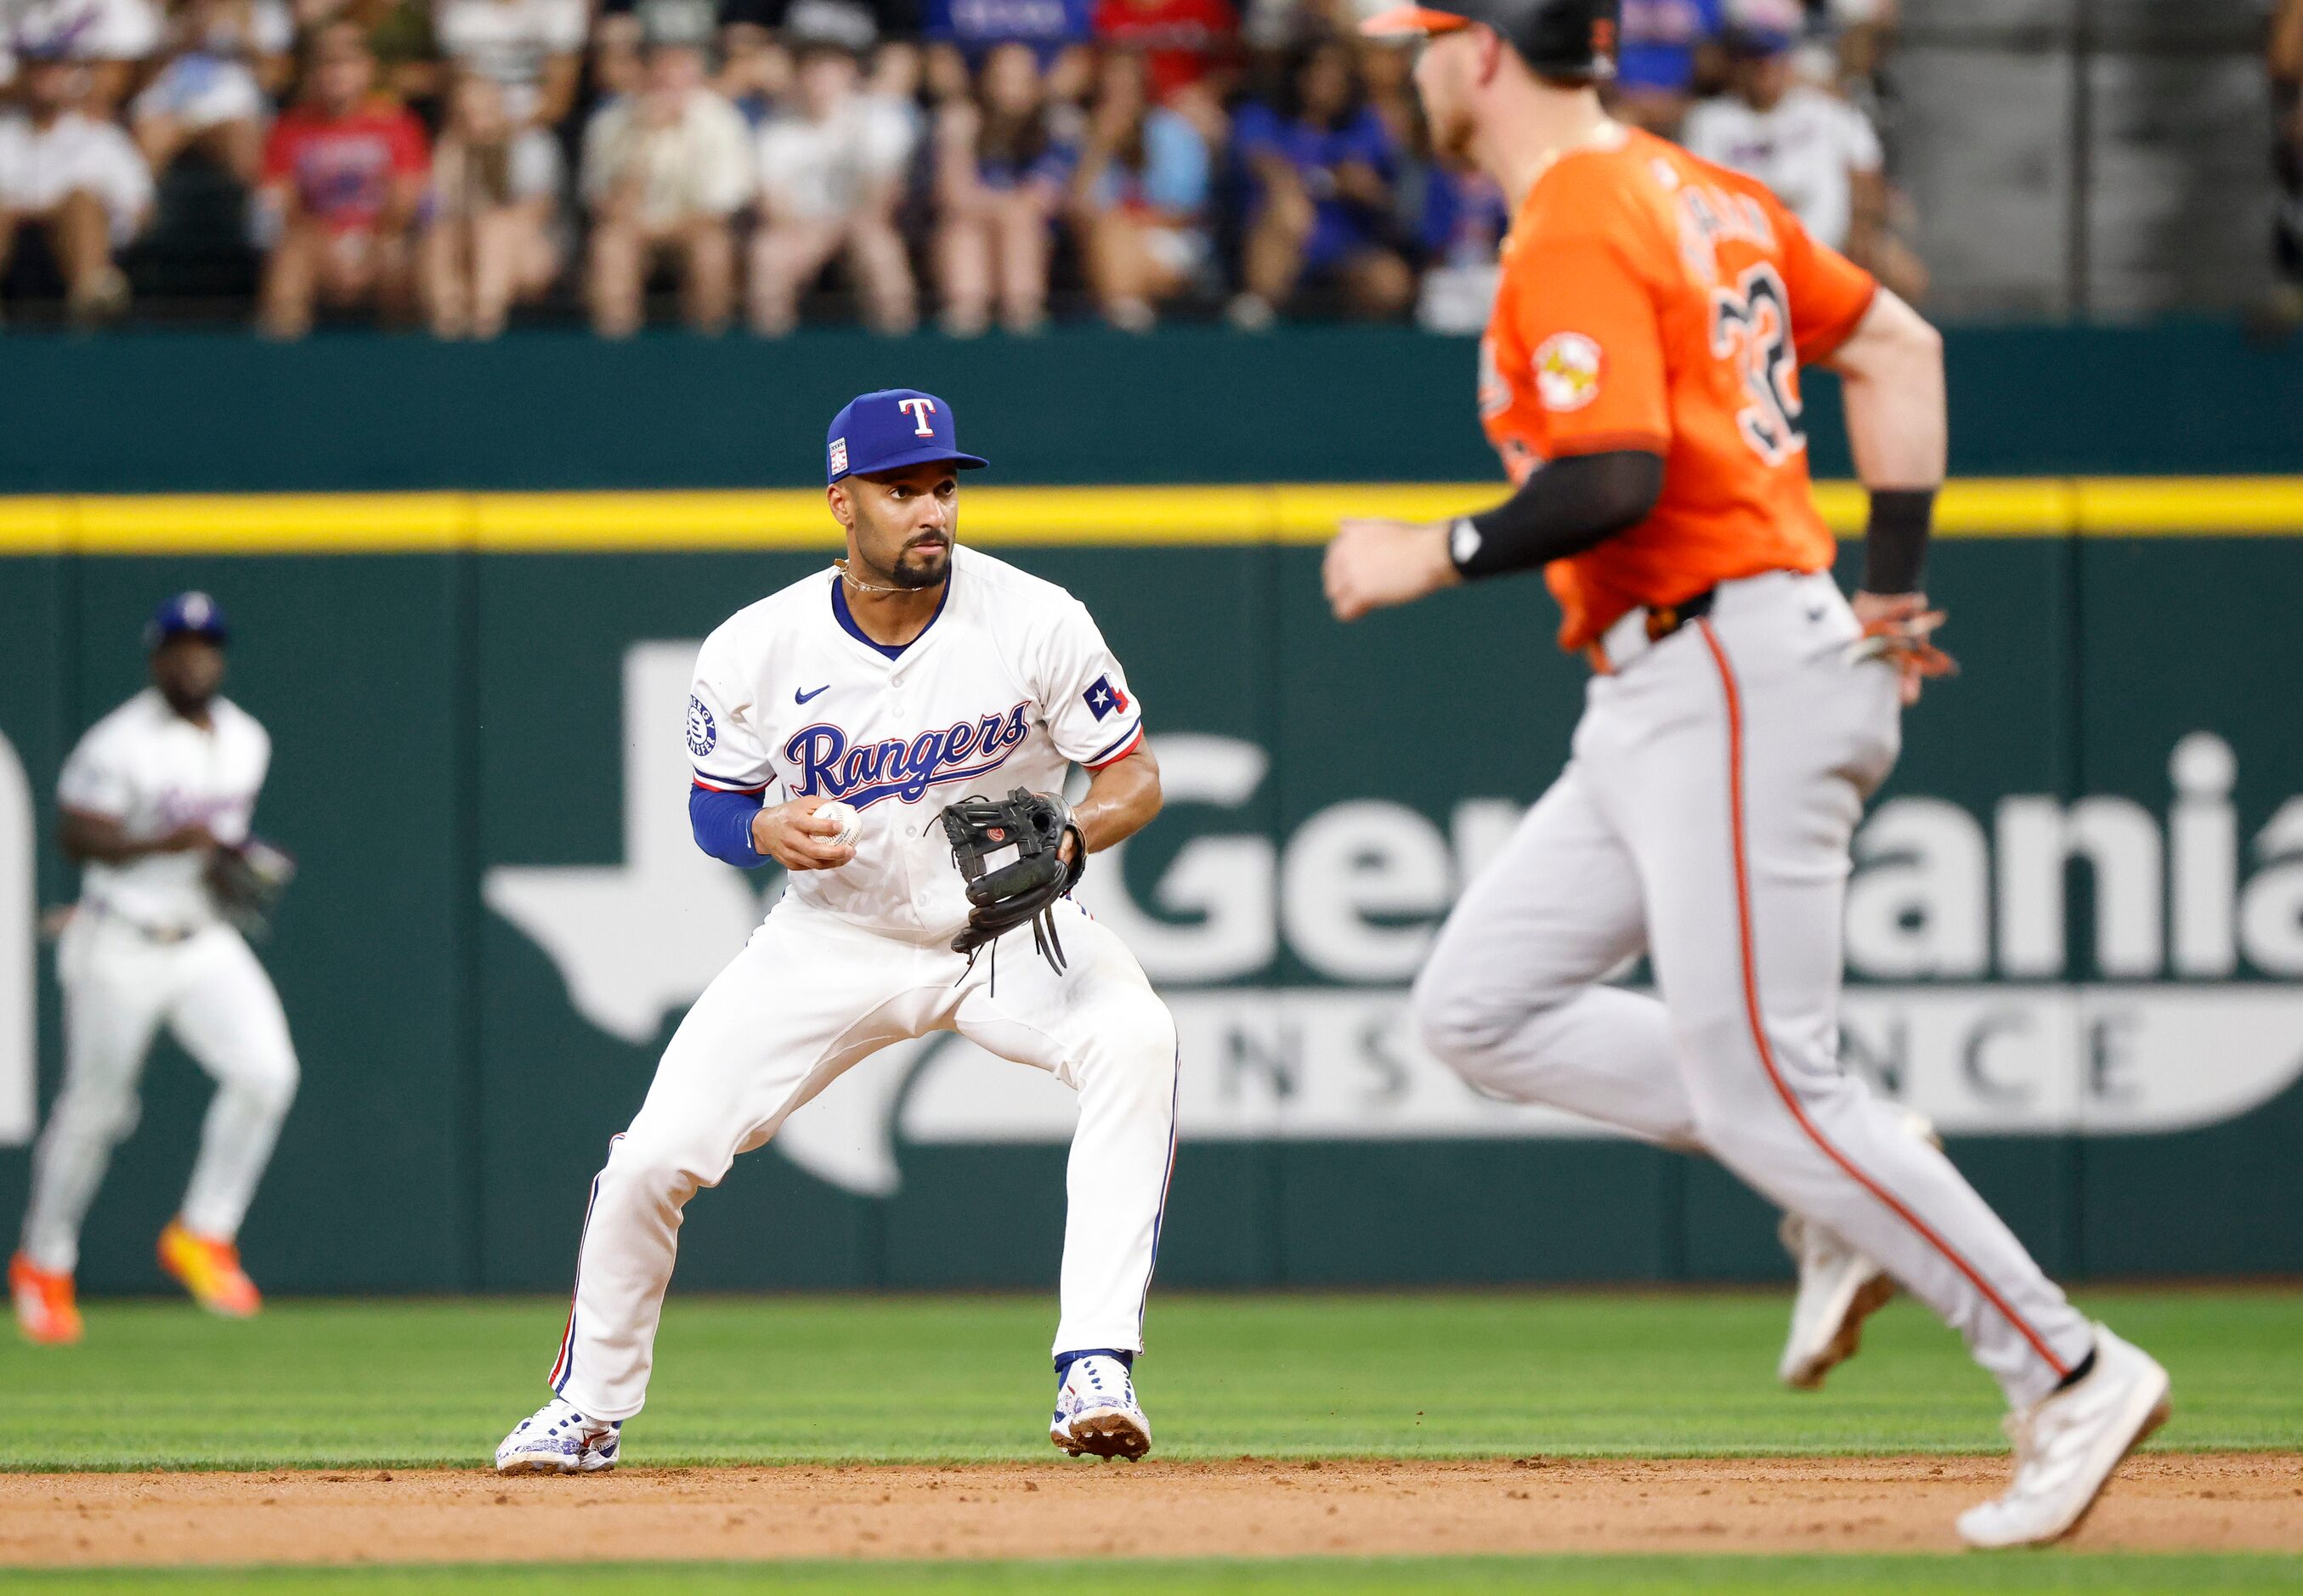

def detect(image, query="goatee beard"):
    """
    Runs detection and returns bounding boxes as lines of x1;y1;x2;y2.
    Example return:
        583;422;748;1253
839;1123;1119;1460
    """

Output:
894;549;950;589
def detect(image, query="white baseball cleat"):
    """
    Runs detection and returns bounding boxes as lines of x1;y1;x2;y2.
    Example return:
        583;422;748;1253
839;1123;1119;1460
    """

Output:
495;1397;622;1474
1777;1212;1897;1391
1778;1109;1941;1391
1956;1326;2171;1549
1050;1354;1152;1461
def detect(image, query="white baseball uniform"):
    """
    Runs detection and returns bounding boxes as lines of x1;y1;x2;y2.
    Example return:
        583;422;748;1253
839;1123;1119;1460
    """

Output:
20;689;299;1275
1680;85;1884;252
546;546;1176;1422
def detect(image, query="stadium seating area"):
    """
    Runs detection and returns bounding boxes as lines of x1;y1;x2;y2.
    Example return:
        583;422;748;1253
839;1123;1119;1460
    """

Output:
0;0;1921;333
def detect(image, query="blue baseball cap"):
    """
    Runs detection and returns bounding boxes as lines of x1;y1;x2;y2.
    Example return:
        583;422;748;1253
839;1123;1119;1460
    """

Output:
826;388;989;485
1722;23;1796;55
144;591;230;650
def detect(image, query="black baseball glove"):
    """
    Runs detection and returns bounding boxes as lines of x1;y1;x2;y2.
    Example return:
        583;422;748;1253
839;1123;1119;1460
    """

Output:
939;787;1086;971
206;837;297;939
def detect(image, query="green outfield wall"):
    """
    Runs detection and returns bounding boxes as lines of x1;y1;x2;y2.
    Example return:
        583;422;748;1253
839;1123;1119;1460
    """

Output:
3;473;2302;1298
4;314;2300;1297
8;321;2303;493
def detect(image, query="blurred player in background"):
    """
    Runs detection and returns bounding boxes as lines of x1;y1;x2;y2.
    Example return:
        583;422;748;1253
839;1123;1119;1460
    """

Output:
9;593;299;1346
1679;13;1927;303
1323;0;2168;1549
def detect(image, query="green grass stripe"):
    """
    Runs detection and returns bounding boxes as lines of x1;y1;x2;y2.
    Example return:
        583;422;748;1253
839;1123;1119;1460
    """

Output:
0;1288;2295;1470
9;1558;2303;1596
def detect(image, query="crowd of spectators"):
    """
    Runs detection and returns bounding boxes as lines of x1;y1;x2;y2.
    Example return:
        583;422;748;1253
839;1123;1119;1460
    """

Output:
0;0;1925;334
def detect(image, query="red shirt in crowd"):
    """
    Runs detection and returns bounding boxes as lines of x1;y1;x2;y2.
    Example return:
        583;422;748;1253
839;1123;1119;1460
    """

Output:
1093;0;1236;101
261;99;430;232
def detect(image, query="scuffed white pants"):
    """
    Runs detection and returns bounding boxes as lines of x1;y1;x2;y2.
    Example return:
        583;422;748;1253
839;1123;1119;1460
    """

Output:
551;896;1180;1422
21;912;300;1274
1413;570;2094;1407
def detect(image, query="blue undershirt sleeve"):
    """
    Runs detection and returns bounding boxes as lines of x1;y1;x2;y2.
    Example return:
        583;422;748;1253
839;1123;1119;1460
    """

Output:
689;785;770;869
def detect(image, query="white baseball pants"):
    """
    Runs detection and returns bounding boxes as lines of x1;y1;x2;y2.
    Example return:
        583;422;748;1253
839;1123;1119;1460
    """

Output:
21;913;300;1274
1414;570;2094;1407
550;896;1180;1422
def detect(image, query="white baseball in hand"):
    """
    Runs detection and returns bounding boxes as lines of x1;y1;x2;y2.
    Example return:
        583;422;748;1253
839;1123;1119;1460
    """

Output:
815;801;862;850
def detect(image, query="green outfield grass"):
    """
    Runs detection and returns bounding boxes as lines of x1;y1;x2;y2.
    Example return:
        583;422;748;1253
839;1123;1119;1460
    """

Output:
10;1559;2303;1595
0;1288;2296;1470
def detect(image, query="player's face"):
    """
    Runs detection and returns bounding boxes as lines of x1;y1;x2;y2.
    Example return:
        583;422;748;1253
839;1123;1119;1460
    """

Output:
150;636;226;710
311;25;376;110
842;462;960;589
1738;52;1794;111
25;60;80;113
1412;29;1483;164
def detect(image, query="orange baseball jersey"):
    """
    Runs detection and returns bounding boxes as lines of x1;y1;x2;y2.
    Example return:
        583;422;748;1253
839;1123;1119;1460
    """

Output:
1479;124;1878;652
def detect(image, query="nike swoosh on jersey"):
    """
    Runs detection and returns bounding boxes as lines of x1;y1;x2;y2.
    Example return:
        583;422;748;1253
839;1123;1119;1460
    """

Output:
795;684;830;704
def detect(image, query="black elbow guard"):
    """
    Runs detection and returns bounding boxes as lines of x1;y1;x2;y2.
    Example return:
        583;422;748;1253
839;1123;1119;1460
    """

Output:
1451;450;1666;580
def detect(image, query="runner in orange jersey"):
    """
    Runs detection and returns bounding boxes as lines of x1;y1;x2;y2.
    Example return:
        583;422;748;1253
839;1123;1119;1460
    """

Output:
1321;0;2168;1548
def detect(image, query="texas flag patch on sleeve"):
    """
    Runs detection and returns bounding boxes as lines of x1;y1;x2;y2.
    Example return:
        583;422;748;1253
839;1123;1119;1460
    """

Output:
1083;674;1130;722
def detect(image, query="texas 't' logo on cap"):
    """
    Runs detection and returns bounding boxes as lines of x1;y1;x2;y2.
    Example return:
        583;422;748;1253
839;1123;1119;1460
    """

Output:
825;388;992;484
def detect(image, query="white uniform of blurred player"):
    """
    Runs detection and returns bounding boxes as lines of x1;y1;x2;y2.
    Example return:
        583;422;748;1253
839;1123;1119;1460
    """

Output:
10;592;298;1346
497;388;1177;1474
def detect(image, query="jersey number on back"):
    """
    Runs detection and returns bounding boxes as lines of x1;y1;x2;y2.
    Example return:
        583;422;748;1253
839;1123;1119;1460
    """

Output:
1709;263;1805;467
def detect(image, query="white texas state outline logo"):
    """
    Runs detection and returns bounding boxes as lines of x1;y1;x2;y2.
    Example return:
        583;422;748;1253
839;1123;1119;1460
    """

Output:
483;646;2303;1197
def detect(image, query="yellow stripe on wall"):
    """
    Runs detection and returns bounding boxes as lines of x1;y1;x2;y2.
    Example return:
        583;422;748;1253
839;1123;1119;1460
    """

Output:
71;495;472;553
3;478;2301;554
0;498;70;554
2073;477;2303;534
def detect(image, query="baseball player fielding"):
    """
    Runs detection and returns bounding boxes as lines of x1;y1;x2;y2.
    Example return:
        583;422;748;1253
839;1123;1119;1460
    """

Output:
495;388;1175;1474
11;592;300;1345
1321;0;2168;1550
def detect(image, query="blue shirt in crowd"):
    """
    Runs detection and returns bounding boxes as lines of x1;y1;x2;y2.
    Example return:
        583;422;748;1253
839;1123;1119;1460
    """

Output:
1088;106;1209;217
1231;100;1396;268
978;132;1080;192
1417;165;1507;265
1615;0;1722;93
924;0;1092;60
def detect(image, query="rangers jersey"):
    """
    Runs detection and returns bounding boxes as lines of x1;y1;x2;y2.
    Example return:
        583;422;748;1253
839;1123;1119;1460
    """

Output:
686;546;1145;939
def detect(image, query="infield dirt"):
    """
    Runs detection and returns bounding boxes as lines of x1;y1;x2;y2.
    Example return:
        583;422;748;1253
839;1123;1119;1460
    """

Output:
6;1455;2300;1566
